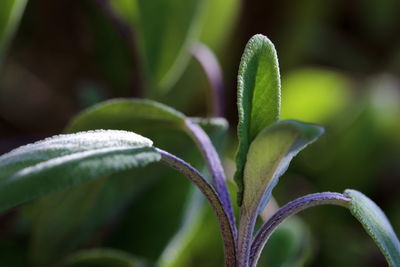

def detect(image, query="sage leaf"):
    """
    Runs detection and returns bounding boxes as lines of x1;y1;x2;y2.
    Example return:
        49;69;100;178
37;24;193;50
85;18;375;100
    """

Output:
29;98;227;265
242;120;324;215
110;0;204;93
345;189;400;266
65;98;185;133
61;248;145;267
0;130;160;213
257;217;311;267
0;0;27;63
198;0;240;51
235;34;281;204
158;189;204;267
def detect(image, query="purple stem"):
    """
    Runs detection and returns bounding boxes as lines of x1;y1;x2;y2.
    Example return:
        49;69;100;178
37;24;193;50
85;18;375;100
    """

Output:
157;149;236;267
184;120;236;238
191;44;225;117
250;192;350;267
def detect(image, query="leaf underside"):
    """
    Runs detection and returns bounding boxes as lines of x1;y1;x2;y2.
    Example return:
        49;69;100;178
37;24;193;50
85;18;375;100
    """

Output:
242;120;324;215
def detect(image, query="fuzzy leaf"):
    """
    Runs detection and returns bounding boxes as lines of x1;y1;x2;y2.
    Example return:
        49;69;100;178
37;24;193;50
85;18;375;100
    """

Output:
345;189;400;266
242;120;324;215
235;34;281;204
65;98;185;132
0;0;27;62
110;0;204;93
0;130;160;213
29;98;227;265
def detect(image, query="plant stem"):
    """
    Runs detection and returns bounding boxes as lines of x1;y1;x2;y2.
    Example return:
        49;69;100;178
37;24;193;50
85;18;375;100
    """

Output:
250;192;350;267
184;120;236;237
237;207;257;267
191;43;225;117
157;149;237;267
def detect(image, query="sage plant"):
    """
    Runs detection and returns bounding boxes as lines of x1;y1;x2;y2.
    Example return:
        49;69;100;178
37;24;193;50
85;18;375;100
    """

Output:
0;34;399;267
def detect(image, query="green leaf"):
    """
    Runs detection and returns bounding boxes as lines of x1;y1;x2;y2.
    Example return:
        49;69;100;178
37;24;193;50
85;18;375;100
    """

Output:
61;248;145;267
198;0;239;52
157;189;204;267
242;120;324;215
0;0;27;63
235;34;281;204
0;130;160;213
345;189;400;266
257;217;311;267
65;98;185;133
28;99;227;265
110;0;204;93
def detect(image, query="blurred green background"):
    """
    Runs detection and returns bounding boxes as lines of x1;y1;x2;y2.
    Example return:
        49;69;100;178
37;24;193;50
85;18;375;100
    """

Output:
0;0;400;266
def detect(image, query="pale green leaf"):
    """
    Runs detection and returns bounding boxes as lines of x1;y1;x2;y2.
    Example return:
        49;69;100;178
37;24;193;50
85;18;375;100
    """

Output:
110;0;204;93
242;120;324;215
235;34;281;204
0;130;160;213
0;0;27;63
345;189;400;266
198;0;239;52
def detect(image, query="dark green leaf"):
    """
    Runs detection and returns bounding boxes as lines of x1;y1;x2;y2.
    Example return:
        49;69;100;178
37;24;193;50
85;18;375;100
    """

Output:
345;189;400;266
61;248;145;267
242;120;324;215
110;0;204;93
235;34;281;204
65;98;185;133
0;0;27;63
0;130;160;213
28;99;227;265
257;217;311;267
157;189;204;267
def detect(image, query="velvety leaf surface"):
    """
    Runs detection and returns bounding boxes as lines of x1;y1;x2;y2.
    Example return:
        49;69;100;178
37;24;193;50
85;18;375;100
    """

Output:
61;248;144;267
0;130;159;213
345;189;400;266
28;99;227;265
110;0;204;93
0;0;27;62
235;34;281;204
65;98;185;132
242;120;324;215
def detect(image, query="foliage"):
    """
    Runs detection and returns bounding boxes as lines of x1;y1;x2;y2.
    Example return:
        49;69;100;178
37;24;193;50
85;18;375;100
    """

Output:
0;1;399;267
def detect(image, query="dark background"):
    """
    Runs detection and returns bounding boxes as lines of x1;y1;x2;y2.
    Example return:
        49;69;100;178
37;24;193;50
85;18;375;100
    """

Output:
1;0;400;266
